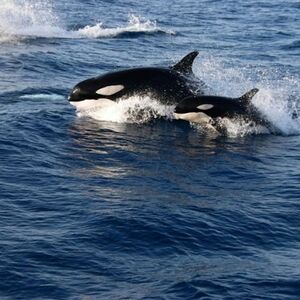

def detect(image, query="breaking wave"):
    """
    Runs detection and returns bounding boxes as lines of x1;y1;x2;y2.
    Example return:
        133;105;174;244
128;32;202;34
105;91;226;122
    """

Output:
0;0;173;43
76;15;174;39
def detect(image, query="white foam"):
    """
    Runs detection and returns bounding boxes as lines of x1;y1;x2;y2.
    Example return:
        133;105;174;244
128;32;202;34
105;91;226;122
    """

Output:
218;118;270;137
193;56;300;136
0;0;63;41
76;15;175;39
76;95;175;124
20;93;65;100
0;1;173;42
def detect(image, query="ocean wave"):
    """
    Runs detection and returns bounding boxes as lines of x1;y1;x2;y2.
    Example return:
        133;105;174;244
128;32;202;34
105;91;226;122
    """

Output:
0;0;174;42
76;15;175;39
19;93;65;101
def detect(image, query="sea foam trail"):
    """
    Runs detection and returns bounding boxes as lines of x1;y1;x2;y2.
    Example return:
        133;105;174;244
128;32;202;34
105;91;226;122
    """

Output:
0;0;173;42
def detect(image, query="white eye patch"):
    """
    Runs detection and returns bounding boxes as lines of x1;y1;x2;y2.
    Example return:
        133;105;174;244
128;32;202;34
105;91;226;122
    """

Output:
197;104;214;110
96;85;124;96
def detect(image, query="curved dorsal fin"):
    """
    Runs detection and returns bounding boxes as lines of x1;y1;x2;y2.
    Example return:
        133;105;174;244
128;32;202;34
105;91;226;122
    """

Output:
171;51;199;74
239;88;259;103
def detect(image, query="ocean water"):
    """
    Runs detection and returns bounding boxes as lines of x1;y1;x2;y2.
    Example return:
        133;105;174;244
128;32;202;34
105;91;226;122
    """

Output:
0;0;300;299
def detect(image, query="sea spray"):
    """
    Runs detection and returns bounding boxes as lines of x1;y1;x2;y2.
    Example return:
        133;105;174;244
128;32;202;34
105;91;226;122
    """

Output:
193;56;300;136
76;96;175;124
0;0;173;42
0;0;61;41
76;14;174;38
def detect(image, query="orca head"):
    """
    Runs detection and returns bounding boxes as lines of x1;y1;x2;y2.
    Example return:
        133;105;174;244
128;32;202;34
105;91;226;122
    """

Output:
174;96;216;124
68;77;125;111
174;88;260;124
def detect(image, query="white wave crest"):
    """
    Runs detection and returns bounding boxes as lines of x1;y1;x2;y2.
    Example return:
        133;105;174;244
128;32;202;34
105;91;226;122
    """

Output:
20;93;65;100
0;0;173;42
77;15;174;38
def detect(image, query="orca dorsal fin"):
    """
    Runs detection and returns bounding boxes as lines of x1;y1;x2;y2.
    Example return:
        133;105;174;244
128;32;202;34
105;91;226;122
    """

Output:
239;88;259;103
171;51;199;74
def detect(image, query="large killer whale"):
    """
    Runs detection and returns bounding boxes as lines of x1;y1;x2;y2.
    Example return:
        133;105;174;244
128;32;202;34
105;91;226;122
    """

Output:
174;88;270;128
68;51;202;111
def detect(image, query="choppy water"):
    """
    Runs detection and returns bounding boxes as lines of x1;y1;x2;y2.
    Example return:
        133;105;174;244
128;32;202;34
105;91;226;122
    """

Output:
0;0;300;299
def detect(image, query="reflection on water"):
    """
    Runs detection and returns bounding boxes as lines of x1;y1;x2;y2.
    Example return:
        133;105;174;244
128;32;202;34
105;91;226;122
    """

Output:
63;117;300;210
68;117;262;157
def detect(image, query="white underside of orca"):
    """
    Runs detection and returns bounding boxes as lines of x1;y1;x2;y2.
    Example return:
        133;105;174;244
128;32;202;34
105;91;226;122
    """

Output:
69;98;118;113
174;111;219;133
174;111;212;124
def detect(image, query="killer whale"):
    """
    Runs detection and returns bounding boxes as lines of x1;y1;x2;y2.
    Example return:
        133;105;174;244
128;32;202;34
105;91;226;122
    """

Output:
174;88;269;128
68;51;203;111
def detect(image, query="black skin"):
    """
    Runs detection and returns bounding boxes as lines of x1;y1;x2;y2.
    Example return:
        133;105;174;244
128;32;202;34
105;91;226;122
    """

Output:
68;51;203;105
175;95;250;118
175;91;271;127
69;67;198;105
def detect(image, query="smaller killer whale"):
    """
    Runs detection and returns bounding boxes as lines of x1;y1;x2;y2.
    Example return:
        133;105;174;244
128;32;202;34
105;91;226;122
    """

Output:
68;51;203;111
174;88;269;127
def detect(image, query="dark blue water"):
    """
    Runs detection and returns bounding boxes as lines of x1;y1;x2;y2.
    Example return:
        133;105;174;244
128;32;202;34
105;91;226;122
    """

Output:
1;0;300;299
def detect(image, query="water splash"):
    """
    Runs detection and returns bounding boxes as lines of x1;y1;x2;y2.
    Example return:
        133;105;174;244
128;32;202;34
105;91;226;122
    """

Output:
0;0;62;41
0;0;173;42
77;14;175;38
76;96;175;124
193;56;300;136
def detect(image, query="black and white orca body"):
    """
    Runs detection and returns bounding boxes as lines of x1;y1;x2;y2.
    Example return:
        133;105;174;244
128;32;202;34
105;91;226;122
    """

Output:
68;51;202;112
174;88;267;126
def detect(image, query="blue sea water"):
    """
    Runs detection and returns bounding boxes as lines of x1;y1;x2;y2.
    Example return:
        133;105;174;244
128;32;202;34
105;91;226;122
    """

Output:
0;0;300;299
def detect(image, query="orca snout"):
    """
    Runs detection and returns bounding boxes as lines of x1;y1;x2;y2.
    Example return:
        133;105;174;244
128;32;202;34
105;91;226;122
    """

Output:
68;80;125;102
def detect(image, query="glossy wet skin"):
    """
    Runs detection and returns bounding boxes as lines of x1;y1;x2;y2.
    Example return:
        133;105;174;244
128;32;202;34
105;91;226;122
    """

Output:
175;95;249;119
68;51;202;106
68;67;198;105
174;91;270;128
